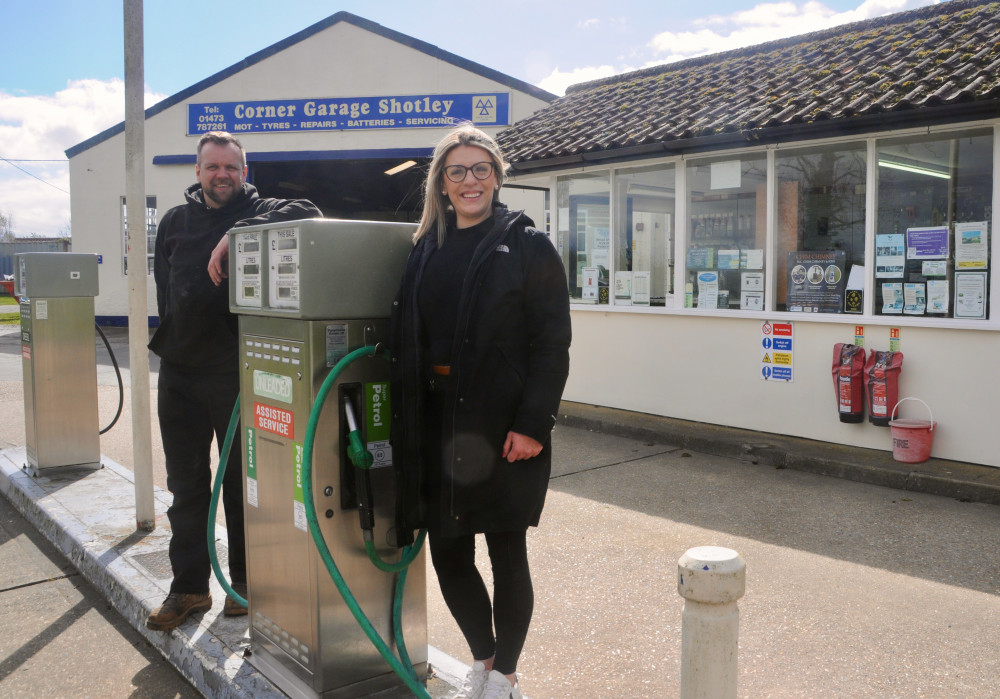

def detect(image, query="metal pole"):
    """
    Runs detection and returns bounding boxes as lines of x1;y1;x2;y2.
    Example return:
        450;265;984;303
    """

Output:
124;0;155;531
677;546;746;699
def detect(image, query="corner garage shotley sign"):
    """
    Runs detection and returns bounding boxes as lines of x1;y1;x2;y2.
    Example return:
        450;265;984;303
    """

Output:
188;92;510;134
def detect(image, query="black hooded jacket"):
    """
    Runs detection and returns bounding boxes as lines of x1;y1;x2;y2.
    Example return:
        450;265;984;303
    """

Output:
148;182;320;370
390;204;571;540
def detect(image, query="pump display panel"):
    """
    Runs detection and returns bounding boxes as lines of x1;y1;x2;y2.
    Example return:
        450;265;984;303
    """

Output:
269;227;301;309
234;230;263;308
228;218;417;320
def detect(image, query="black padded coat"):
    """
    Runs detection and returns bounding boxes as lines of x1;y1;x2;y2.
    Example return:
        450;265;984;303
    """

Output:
390;204;571;540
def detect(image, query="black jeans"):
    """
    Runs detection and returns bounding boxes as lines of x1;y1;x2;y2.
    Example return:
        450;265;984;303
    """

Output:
158;361;245;595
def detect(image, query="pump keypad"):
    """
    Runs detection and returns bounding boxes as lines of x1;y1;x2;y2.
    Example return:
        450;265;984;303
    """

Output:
246;338;302;366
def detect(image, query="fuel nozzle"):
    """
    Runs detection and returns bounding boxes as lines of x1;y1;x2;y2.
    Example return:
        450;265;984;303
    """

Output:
343;396;375;533
344;396;374;470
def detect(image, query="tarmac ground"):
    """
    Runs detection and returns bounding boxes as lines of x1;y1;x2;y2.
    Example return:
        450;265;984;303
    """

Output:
1;320;999;698
0;493;198;698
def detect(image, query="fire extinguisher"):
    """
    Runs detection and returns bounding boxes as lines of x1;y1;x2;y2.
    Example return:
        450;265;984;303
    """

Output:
864;350;904;426
832;343;866;423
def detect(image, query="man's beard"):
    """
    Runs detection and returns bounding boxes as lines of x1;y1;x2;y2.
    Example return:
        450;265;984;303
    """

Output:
205;179;241;207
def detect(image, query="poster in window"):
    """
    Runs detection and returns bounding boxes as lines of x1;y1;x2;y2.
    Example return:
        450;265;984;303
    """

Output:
785;250;847;313
875;234;905;278
632;271;651;306
741;249;764;270
592;228;610;269
906;226;949;260
954;271;987;319
921;260;948;276
881;283;903;314
741;272;763;292
717;249;740;269
697;271;719;309
614;271;632;305
926;279;949;314
845;265;865;314
903;282;926;315
581;267;599;301
687;247;714;269
741;291;763;311
710;160;741;189
954;221;989;269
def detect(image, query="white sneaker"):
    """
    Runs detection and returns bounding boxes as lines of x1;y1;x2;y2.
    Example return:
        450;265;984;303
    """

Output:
482;670;522;699
455;661;489;699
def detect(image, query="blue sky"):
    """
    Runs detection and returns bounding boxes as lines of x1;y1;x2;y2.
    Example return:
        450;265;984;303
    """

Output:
0;0;940;236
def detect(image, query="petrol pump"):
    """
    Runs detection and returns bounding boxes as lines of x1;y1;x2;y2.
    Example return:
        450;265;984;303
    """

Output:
227;219;425;699
16;252;102;475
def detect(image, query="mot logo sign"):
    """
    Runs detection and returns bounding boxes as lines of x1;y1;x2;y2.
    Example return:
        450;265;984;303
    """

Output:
472;95;497;123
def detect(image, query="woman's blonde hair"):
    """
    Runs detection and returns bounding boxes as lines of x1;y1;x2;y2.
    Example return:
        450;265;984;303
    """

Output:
414;123;508;245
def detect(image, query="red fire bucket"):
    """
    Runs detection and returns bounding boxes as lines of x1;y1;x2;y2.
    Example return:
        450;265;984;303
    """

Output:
889;397;936;464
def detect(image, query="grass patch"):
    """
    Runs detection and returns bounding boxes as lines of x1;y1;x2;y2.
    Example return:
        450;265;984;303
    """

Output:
0;295;20;325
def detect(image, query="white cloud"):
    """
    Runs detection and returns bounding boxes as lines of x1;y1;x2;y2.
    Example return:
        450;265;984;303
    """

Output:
538;65;623;97
0;79;165;237
649;0;937;63
534;2;937;103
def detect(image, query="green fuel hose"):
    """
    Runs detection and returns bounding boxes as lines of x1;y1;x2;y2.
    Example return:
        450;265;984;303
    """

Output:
208;396;248;609
208;345;429;698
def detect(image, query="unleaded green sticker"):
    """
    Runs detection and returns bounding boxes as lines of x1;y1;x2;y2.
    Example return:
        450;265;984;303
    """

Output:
253;370;293;404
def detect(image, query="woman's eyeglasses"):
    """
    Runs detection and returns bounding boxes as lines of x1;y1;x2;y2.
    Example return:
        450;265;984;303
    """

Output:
443;162;495;183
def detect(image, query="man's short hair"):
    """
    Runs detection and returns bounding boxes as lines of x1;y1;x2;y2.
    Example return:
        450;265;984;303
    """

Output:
196;131;246;169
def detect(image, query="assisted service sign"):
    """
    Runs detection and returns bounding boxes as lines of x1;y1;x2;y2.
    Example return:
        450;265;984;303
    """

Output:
189;93;510;134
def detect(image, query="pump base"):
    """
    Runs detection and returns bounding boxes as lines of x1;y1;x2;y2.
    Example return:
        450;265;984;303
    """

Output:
248;641;427;699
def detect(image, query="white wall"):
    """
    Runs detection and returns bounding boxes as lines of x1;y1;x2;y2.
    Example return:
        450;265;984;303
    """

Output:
566;309;995;466
70;19;553;319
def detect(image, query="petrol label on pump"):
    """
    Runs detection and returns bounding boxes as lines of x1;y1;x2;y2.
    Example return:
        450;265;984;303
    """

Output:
246;427;258;508
365;382;392;468
293;443;307;531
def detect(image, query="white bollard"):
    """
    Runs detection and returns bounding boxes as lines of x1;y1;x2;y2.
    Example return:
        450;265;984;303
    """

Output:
677;546;746;699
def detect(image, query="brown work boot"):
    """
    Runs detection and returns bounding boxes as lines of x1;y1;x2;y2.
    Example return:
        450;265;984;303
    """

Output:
224;583;248;617
146;592;212;630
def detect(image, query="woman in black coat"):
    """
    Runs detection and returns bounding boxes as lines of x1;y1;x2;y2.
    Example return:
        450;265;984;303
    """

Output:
390;124;570;699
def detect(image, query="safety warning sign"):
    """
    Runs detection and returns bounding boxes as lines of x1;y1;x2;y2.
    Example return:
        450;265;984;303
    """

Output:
761;321;794;382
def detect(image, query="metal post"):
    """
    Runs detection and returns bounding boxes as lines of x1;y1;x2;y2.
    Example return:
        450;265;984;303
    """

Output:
124;0;155;531
677;546;746;699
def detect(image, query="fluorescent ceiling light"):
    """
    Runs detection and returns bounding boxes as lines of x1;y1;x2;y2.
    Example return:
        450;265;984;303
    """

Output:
628;184;675;196
385;160;417;176
877;159;951;180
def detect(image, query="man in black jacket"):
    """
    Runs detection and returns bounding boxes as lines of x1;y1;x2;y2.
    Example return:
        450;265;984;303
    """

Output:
146;131;321;630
